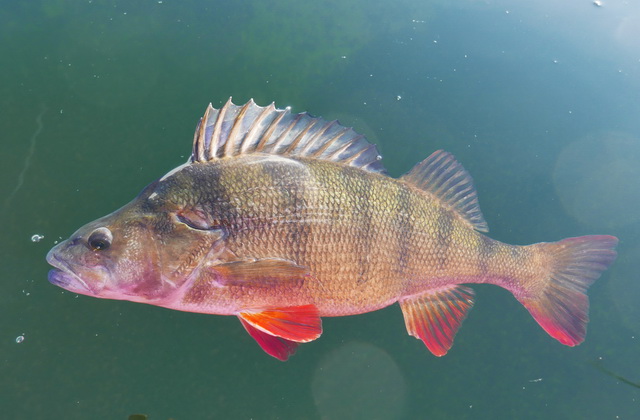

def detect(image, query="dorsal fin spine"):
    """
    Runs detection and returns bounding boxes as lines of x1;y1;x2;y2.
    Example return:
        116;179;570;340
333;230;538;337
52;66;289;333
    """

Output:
241;103;275;154
356;144;378;164
194;116;205;162
320;130;352;158
255;104;286;151
327;134;364;160
283;117;317;154
190;98;386;174
309;124;349;158
272;113;303;153
210;99;230;160
300;120;334;156
342;143;373;165
225;100;252;157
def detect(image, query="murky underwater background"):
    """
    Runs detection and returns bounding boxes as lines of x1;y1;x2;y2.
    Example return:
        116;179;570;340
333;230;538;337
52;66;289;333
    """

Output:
2;1;639;418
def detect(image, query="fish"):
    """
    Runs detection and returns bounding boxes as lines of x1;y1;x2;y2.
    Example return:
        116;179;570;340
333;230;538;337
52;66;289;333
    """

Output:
46;99;618;361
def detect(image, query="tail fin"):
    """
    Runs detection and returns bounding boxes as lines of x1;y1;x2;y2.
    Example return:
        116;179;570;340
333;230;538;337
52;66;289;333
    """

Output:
519;235;618;346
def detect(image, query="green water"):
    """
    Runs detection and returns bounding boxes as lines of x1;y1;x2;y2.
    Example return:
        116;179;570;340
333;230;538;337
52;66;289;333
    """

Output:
2;1;639;419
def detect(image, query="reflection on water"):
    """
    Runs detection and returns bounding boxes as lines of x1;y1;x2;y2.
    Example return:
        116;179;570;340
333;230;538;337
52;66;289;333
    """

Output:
311;341;406;420
2;0;639;419
608;246;640;335
553;131;640;229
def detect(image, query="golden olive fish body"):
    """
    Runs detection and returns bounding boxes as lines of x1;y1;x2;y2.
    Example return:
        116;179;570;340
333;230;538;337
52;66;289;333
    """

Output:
47;99;618;360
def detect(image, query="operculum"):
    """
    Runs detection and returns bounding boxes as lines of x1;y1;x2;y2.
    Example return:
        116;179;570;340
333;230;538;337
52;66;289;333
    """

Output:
159;213;227;288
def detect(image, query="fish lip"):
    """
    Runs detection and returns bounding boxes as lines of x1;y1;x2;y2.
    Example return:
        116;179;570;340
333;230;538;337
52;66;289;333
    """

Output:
46;251;93;294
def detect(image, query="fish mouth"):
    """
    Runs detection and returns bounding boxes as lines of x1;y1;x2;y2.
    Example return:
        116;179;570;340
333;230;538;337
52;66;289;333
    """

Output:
46;251;93;295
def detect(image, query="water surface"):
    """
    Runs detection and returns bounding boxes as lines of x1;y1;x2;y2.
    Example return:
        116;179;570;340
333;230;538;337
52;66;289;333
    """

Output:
2;1;639;418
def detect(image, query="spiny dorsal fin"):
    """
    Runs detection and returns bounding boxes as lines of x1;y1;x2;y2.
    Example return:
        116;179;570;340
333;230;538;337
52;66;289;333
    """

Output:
191;98;386;173
401;150;488;232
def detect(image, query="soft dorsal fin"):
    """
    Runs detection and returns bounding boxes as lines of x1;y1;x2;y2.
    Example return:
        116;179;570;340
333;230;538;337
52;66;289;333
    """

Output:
191;98;386;173
401;150;488;232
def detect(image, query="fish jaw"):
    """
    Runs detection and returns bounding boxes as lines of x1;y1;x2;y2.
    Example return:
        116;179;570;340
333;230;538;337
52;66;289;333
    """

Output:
47;269;91;294
46;240;171;304
46;247;103;297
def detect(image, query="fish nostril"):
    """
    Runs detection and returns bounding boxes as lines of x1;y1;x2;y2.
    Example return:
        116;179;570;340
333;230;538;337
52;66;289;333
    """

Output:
69;236;82;246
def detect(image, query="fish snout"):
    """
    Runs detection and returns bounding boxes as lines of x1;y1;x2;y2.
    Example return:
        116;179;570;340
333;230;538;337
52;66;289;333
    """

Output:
46;246;96;295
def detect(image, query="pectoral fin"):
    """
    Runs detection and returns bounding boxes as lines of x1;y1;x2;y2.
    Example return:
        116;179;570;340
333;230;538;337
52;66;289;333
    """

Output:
214;259;310;288
399;285;475;356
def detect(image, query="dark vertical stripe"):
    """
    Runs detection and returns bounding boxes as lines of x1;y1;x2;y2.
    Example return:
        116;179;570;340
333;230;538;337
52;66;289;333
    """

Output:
435;210;454;271
214;162;252;253
266;160;308;263
478;234;497;277
204;163;239;235
395;184;412;280
350;168;373;284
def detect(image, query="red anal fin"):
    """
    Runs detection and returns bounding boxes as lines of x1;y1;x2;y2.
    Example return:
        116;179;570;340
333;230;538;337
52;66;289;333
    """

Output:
238;317;299;361
399;285;475;356
239;304;322;343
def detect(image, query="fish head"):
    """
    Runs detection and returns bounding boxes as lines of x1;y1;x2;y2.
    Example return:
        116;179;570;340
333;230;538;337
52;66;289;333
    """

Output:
46;182;226;304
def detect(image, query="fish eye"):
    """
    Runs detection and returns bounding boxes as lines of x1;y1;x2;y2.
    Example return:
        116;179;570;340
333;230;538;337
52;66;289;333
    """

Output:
87;227;113;251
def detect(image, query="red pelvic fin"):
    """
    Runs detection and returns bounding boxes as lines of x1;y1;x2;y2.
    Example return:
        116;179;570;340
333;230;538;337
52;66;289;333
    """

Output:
520;235;618;346
238;317;299;361
238;305;322;343
399;285;475;356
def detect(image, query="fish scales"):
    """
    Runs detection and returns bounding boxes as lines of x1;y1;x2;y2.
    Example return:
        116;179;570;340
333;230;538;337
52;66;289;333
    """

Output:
179;157;407;314
47;99;618;360
146;156;551;313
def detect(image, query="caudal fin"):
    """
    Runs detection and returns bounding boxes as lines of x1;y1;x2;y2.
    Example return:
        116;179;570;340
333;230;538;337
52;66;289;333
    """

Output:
519;235;618;346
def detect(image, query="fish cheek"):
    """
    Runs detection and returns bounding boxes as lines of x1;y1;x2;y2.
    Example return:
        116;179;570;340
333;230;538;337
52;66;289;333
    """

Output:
109;223;164;298
123;256;164;298
159;223;227;287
